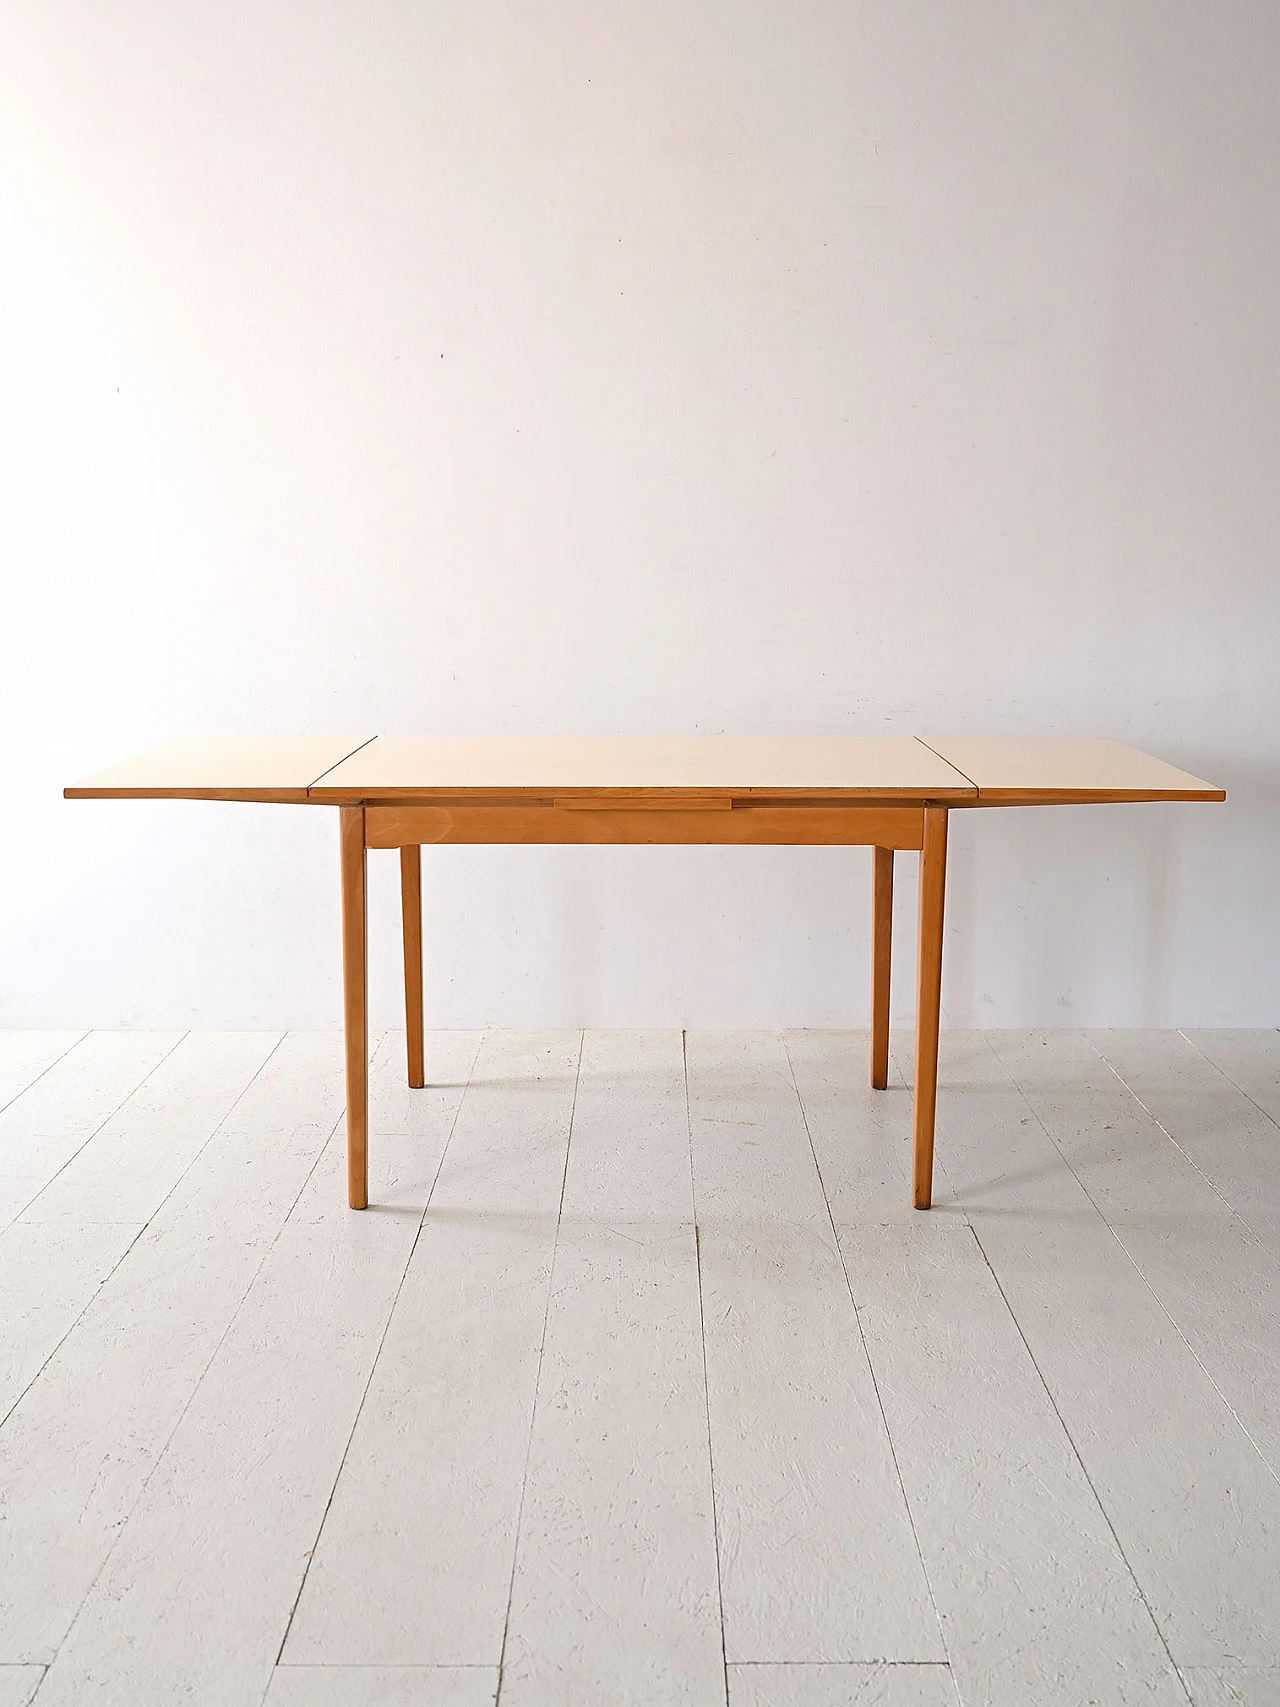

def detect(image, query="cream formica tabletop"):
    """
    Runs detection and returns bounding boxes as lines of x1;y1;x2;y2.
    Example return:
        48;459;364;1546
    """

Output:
65;733;1224;1211
918;735;1223;804
304;734;979;802
63;735;376;802
67;733;975;802
65;733;1222;805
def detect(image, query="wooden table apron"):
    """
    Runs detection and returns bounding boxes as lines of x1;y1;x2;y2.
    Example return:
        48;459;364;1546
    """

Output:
337;796;949;1211
64;734;1225;1215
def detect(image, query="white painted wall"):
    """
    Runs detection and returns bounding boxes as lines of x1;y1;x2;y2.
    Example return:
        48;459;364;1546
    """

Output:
2;1;1277;1030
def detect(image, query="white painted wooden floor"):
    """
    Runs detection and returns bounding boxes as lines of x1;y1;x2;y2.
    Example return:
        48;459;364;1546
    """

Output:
1;1027;1278;1707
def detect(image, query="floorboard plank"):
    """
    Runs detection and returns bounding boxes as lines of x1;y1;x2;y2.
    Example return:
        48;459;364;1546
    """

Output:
282;1031;580;1669
0;1031;366;1665
8;1028;1279;1698
0;1032;184;1231
789;1029;1186;1707
500;1030;724;1707
726;1662;956;1707
1182;1667;1280;1707
19;1031;282;1224
0;1667;42;1707
266;1665;499;1706
1183;1031;1280;1126
926;1032;1280;1670
1091;1030;1280;1256
686;1030;941;1666
990;1030;1280;1480
0;1034;84;1115
0;1037;281;1422
30;1030;480;1707
0;1219;144;1424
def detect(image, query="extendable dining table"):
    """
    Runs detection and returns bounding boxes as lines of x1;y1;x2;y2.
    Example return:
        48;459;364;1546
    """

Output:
66;734;1223;1210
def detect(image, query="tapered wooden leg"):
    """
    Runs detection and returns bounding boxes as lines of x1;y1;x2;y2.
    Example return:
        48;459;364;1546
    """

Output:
870;846;893;1089
340;805;368;1210
400;844;425;1089
912;807;948;1210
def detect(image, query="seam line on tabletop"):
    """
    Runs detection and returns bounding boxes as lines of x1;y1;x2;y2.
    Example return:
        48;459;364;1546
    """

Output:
275;1027;486;1669
42;1033;372;1677
685;1029;730;1707
782;1030;950;1671
494;1029;585;1703
306;736;379;793
911;737;981;797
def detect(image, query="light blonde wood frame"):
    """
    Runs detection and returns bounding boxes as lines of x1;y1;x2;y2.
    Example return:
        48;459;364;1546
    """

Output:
66;732;1226;1220
400;845;424;1091
339;806;369;1211
340;796;949;1214
871;847;894;1092
912;808;948;1209
363;801;928;849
